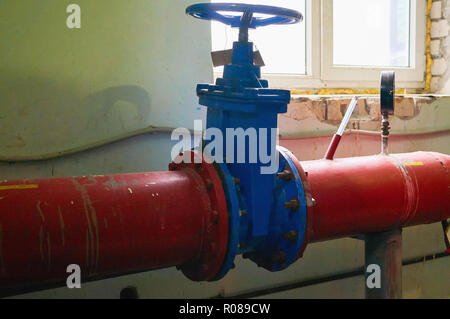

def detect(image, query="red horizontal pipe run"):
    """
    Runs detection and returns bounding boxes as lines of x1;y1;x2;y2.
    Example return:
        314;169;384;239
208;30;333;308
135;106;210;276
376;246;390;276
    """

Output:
0;170;213;290
301;152;450;242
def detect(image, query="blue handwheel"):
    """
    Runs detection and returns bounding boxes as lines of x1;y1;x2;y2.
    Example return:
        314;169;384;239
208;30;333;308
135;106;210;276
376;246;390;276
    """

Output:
186;3;303;29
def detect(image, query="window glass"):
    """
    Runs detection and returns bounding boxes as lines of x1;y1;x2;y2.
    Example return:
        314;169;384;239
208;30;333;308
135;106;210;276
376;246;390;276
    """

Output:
333;0;411;67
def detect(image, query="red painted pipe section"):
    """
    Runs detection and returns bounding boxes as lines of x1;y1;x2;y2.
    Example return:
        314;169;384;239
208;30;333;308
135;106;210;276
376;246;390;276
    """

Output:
0;150;448;292
300;152;450;242
0;163;228;290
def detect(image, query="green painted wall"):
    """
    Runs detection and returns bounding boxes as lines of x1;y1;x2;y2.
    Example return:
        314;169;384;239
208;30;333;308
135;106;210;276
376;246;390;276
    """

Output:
0;0;212;160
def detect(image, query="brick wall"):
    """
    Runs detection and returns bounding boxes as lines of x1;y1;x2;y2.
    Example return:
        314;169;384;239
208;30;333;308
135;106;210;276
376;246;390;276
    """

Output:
431;0;450;92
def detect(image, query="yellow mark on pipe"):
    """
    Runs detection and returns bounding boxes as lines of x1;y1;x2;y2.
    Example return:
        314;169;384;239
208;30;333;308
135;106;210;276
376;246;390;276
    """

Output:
403;162;424;166
0;184;38;190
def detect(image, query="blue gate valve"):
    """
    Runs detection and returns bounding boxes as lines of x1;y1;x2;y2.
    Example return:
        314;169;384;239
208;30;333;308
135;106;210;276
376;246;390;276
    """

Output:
186;3;309;280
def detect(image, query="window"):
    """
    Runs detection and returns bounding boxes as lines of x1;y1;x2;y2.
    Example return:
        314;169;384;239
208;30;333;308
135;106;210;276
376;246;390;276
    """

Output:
211;0;426;90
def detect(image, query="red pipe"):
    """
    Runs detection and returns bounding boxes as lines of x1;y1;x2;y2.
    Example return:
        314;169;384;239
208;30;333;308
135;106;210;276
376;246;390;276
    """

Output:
0;151;448;291
299;152;450;242
0;158;228;290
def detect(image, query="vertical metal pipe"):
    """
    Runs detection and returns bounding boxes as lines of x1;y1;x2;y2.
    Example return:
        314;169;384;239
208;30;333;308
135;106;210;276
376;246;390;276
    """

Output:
381;113;390;155
238;12;253;43
365;229;403;299
442;220;450;254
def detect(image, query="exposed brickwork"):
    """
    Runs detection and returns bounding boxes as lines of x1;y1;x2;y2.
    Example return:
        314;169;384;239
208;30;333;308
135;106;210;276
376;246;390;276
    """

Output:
431;1;450;92
288;96;431;125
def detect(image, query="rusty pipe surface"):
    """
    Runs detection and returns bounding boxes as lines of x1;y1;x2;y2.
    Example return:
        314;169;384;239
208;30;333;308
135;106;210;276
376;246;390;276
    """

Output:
300;152;450;242
0;162;229;291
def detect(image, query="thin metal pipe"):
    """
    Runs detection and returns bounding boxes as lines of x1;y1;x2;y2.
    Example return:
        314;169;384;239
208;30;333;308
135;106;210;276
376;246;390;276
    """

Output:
337;97;358;136
381;113;391;155
324;97;357;160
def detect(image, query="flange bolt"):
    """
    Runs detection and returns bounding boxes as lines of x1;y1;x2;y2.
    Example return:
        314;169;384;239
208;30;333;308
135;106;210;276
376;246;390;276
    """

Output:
272;251;287;264
283;230;299;242
277;170;293;181
284;198;300;211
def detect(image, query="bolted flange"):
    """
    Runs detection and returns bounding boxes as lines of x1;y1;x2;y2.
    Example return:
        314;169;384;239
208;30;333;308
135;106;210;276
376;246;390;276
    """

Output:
170;151;229;281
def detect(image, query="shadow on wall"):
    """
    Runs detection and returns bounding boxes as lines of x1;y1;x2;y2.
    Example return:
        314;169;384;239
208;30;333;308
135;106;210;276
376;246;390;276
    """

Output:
0;76;151;160
83;85;152;132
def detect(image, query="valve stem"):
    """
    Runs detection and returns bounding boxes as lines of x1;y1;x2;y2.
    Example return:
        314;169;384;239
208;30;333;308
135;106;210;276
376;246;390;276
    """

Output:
380;71;395;156
381;113;391;155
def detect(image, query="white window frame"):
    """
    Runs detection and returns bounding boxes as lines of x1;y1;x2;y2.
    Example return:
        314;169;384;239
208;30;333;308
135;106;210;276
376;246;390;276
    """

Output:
228;0;427;90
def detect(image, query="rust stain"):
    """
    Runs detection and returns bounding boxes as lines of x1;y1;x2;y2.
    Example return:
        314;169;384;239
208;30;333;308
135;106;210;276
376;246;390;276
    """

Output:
57;207;65;247
85;177;102;270
0;224;5;275
104;176;121;190
85;230;90;271
90;204;100;273
39;225;45;262
72;179;94;274
46;232;51;272
118;209;124;226
36;201;45;223
0;184;38;191
390;156;420;226
72;179;99;275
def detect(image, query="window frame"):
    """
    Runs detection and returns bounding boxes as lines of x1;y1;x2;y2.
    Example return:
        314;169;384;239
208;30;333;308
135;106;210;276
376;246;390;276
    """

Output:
214;0;427;90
